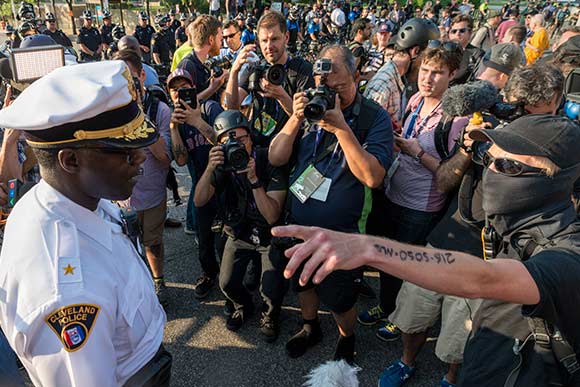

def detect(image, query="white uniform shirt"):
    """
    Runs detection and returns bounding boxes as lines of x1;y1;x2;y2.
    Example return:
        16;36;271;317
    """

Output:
331;8;346;27
0;180;166;387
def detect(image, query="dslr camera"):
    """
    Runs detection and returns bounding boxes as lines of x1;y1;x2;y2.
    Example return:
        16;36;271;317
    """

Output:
220;132;250;171
304;58;336;122
205;54;233;78
248;63;286;92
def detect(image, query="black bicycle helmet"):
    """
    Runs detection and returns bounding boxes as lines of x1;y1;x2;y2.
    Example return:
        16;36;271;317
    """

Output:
395;18;440;50
214;110;250;139
45;12;56;21
103;9;112;19
17;2;35;21
112;24;126;40
18;20;36;36
139;11;149;20
82;10;93;20
20;34;56;48
154;14;170;28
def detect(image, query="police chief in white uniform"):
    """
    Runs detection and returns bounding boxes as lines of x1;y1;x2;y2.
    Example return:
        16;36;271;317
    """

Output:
0;61;170;386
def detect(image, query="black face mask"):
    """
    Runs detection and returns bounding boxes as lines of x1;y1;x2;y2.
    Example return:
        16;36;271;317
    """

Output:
482;163;580;239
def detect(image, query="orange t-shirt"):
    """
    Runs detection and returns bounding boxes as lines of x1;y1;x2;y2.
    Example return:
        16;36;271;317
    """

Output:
524;28;549;64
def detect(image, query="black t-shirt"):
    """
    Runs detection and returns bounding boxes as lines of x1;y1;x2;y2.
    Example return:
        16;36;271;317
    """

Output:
211;148;289;245
175;26;187;43
241;57;314;148
43;29;72;47
460;246;580;387
152;30;172;64
134;25;155;46
452;43;484;86
77;27;101;51
177;51;212;98
100;23;115;45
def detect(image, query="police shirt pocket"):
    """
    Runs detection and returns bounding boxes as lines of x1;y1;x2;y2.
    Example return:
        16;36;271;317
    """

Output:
121;273;150;350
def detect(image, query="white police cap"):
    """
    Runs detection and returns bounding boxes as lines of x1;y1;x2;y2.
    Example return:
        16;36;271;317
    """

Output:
0;60;157;149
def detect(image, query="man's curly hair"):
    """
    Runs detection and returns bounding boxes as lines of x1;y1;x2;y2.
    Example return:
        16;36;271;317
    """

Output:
504;63;564;107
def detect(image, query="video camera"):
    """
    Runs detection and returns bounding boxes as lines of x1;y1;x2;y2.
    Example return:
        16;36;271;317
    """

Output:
247;62;286;92
220;131;249;172
205;54;233;78
304;58;336;122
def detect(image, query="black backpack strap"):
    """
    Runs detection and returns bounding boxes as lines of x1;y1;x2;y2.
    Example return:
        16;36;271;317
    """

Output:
434;114;455;160
354;94;382;144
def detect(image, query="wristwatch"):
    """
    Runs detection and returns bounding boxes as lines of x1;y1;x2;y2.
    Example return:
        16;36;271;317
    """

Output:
250;180;263;189
414;149;425;162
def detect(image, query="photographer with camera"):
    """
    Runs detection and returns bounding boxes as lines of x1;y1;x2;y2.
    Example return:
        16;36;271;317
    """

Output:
166;68;224;298
193;110;289;338
177;15;229;104
225;11;314;148
268;45;392;363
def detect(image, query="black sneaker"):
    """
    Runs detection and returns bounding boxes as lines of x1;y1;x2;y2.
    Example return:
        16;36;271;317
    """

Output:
260;313;280;343
154;280;169;307
286;323;323;358
194;275;214;299
226;304;254;331
224;299;235;316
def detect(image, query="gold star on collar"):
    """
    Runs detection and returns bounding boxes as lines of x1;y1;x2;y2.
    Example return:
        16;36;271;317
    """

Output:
63;264;76;276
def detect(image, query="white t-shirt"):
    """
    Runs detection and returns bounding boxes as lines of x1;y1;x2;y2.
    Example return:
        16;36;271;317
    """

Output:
210;0;220;11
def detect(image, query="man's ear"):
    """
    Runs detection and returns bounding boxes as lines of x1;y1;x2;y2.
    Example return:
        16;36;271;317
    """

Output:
57;149;81;175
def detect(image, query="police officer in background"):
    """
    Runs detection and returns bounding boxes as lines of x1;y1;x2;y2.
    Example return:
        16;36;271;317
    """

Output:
134;11;155;64
0;61;171;386
152;14;172;65
167;9;180;52
77;10;102;62
42;12;72;48
100;9;116;59
175;13;188;47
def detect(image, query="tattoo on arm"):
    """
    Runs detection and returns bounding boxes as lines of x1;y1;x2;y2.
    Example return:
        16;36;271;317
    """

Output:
373;244;456;265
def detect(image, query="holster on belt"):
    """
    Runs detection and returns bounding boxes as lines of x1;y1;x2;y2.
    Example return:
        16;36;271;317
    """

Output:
123;345;172;387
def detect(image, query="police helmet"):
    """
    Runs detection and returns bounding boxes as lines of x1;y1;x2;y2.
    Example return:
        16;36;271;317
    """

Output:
179;13;188;21
82;10;93;20
112;24;126;40
18;20;36;36
395;18;440;50
17;2;35;20
154;14;170;28
246;16;257;28
103;9;112;19
45;12;56;21
169;9;176;16
214;110;250;140
20;34;57;48
139;11;149;20
235;13;245;20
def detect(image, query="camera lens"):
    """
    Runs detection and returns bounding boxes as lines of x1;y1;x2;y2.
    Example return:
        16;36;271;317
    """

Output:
266;64;286;85
228;147;249;170
304;96;328;122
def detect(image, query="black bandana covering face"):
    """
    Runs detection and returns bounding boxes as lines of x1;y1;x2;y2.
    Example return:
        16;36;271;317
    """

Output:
481;163;580;240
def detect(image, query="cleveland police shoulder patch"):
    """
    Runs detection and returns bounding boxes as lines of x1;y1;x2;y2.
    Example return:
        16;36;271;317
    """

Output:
45;304;100;352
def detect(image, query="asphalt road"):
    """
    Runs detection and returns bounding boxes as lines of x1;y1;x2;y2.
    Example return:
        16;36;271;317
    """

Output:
158;167;447;387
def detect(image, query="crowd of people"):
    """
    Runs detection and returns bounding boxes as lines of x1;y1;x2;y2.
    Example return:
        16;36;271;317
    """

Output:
0;0;579;386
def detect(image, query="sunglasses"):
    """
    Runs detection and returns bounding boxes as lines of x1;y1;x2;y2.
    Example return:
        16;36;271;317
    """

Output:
427;39;460;51
223;32;239;39
482;151;545;176
449;27;470;34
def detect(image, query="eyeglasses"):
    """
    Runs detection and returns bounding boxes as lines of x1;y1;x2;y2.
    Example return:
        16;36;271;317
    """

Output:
449;27;470;34
223;31;239;39
482;151;545;176
427;40;460;51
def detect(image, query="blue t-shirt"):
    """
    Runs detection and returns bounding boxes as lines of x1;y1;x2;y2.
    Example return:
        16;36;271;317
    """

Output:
288;99;393;233
307;21;320;35
287;19;300;31
178;100;223;176
348;11;359;22
241;29;255;44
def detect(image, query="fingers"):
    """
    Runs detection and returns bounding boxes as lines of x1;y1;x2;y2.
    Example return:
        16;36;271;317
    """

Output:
271;224;313;240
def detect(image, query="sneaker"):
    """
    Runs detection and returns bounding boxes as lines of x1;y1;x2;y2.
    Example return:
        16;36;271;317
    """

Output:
440;376;456;387
356;278;376;299
286;323;323;358
376;322;402;342
260;313;279;343
164;217;182;228
194;275;214;299
333;334;356;364
358;305;388;326
226;304;254;332
378;360;415;387
154;280;169;307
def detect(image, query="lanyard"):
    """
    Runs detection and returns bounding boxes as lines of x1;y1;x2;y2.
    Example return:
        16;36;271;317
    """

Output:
404;99;441;139
404;98;423;139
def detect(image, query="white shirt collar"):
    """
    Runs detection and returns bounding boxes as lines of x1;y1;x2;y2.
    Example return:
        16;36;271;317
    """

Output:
35;180;120;251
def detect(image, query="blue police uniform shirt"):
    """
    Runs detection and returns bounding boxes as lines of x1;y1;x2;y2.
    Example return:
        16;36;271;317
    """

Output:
287;19;300;32
77;27;102;51
307;21;320;35
348;11;359;22
241;29;255;45
289;99;393;233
